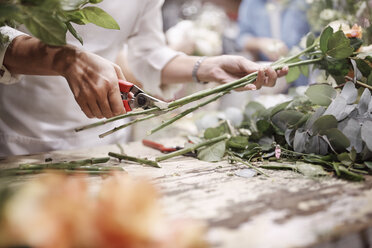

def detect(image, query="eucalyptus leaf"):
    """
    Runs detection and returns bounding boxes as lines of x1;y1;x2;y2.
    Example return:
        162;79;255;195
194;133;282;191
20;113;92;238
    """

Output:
361;121;372;151
340;81;358;104
81;6;120;29
271;110;304;131
285;129;295;147
286;65;301;83
339;118;363;153
324;128;350;152
304;107;326;130
270;101;291;117
244;101;266;118
305;136;329;155
311;115;338;135
357;88;371;116
323;95;356;121
293;131;308;153
305;84;337;106
197;141;226;162
337;153;353;166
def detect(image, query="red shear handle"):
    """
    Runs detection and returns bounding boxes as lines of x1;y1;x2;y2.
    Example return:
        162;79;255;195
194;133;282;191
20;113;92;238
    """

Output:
118;80;133;92
142;139;177;153
118;80;134;112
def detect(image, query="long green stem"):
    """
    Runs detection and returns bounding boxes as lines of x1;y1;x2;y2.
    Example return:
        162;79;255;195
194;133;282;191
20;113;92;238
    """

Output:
149;92;228;135
19;157;110;170
156;134;230;162
109;152;161;168
229;153;270;177
99;114;156;138
272;43;318;66
75;107;161;132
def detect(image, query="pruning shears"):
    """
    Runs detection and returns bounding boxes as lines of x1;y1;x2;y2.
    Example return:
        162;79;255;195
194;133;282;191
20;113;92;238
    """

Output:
142;139;197;158
119;80;168;112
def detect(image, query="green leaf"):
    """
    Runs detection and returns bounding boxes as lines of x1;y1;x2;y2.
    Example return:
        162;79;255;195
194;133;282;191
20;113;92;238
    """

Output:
227;136;249;150
60;0;87;11
204;124;228;139
271;110;304;131
340;118;363;153
357;88;371;115
197;141;226;162
337;152;353;166
306;32;316;48
361;121;372;151
64;10;89;25
270;101;291;117
326;30;354;59
66;22;83;45
296;162;329;177
244;101;266;118
364;161;372;170
368;72;372;87
23;9;67;46
323;95;356;121
89;0;103;3
312;115;338;135
324;128;350;152
286;66;301;83
320;26;333;54
305;84;337;106
81;6;119;29
349;37;363;51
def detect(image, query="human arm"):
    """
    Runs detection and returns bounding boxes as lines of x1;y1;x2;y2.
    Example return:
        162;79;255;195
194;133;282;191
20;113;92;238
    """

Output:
3;34;125;119
161;55;288;90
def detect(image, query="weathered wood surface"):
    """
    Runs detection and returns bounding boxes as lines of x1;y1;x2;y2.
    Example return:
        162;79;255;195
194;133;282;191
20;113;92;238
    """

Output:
1;139;372;248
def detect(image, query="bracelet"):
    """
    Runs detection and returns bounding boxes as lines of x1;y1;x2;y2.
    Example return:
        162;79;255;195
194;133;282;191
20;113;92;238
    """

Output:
192;56;208;84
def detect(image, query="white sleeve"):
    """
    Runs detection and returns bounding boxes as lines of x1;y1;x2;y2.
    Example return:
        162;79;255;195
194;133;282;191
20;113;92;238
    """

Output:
127;0;183;100
0;26;26;84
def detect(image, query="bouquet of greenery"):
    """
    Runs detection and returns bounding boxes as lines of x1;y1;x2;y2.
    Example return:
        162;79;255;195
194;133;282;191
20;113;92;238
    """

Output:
0;0;119;46
78;23;372;181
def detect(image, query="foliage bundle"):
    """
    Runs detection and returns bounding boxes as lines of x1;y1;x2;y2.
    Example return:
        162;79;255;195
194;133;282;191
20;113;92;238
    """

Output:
76;24;372;181
0;0;119;46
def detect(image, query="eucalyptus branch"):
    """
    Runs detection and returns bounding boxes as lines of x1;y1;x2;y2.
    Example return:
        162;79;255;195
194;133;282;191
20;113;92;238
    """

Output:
228;153;270;177
109;152;161;168
149;92;228;135
156;134;230;162
345;76;372;91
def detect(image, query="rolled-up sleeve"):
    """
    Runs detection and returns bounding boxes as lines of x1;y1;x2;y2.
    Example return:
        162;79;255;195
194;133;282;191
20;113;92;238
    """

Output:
127;0;183;100
0;26;26;84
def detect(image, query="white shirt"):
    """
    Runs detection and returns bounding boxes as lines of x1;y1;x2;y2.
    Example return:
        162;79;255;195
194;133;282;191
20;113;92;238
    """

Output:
0;0;181;156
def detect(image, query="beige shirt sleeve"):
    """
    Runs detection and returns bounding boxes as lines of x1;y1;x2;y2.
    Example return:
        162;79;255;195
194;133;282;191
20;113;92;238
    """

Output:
0;26;26;84
126;0;183;100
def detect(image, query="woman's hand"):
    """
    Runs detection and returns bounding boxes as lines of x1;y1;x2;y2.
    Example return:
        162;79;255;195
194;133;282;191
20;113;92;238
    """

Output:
197;55;288;90
61;51;126;119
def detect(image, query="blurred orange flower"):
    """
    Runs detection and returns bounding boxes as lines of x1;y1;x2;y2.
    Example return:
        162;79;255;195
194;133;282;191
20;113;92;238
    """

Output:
0;173;209;248
344;24;363;39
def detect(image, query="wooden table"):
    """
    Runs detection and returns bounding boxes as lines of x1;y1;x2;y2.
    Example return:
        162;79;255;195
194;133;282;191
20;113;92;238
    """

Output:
1;139;372;248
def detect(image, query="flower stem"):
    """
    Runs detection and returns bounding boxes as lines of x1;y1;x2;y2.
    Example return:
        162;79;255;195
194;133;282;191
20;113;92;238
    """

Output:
75;107;161;132
149;92;228;135
155;134;230;162
99;114;156;138
228;153;270;177
109;152;161;168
